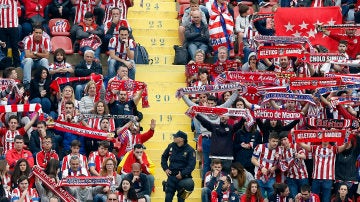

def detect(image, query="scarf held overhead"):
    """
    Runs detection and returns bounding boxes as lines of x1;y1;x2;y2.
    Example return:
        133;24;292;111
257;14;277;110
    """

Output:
54;121;115;142
50;73;103;102
289;77;342;90
175;82;245;98
262;92;316;105
107;80;149;108
257;45;305;59
254;109;303;120
294;129;348;143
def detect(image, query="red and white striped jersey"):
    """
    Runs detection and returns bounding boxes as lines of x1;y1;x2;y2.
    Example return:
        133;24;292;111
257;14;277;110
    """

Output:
49;61;73;71
11;188;39;202
61;153;88;171
311;144;337;180
88;151;116;172
281;143;308;179
24;34;50;54
253;143;280;178
0;0;19;28
0;128;25;154
102;0;129;23
108;37;135;60
88;117;116;131
72;0;97;24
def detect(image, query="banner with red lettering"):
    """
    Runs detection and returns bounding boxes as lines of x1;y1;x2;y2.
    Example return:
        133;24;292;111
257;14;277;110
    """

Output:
289;77;342;90
307;118;356;129
32;165;76;202
106;80;149;108
257;45;304;59
54;121;115;142
254;109;302;120
274;7;342;52
216;71;279;85
59;177;111;187
294;130;348;143
303;53;347;64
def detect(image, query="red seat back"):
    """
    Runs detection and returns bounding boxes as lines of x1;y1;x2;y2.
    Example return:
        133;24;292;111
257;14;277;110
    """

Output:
51;36;74;54
48;18;71;36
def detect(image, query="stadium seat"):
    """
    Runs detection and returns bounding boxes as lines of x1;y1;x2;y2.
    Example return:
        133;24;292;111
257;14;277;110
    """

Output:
51;36;74;54
48;18;71;36
178;4;190;19
177;0;190;4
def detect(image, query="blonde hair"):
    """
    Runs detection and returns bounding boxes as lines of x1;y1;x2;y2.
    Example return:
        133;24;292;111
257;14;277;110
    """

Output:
84;80;96;95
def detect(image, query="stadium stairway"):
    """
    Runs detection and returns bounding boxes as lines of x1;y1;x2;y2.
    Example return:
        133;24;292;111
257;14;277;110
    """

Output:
128;1;202;202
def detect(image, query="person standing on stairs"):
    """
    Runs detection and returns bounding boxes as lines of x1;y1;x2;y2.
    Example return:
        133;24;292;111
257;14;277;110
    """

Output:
161;131;196;202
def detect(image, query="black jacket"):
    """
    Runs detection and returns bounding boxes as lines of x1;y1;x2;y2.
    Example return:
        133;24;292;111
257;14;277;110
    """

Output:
196;114;244;157
161;142;196;178
124;173;150;197
29;130;61;157
184;22;210;48
74;60;102;77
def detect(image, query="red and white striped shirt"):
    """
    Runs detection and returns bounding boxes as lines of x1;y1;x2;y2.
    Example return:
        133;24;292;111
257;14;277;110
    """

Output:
281;143;308;179
61;153;88;171
72;0;97;24
108;37;135;60
24;34;50;54
11;188;39;202
88;151;116;173
311;144;337;180
88;117;116;131
0;128;25;154
253;143;280;178
0;0;19;28
102;0;129;23
103;19;130;38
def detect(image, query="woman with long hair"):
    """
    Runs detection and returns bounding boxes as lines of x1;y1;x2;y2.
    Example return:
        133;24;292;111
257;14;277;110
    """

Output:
11;159;33;189
240;180;264;202
44;159;60;182
79;80;97;114
29;67;53;115
117;178;138;202
0;160;11;199
268;183;293;202
331;183;353;202
94;158;122;202
230;162;254;196
57;85;79;117
82;100;115;132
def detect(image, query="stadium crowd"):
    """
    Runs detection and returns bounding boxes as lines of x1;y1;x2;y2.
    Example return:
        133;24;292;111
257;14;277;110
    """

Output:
0;0;359;201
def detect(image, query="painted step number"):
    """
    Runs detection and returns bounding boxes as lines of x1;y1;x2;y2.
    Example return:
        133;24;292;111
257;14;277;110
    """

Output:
148;21;162;29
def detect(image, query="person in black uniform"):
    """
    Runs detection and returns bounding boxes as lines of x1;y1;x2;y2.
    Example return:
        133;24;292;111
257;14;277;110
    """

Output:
161;130;196;202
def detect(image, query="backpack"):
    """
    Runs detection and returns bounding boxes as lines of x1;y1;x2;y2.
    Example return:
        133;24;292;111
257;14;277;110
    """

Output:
134;43;150;64
173;45;188;65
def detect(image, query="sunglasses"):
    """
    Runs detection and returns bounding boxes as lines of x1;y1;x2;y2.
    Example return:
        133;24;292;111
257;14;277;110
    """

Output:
108;198;117;201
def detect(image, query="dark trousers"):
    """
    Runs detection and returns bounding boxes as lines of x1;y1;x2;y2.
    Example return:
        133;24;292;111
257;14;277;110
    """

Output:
165;176;194;202
0;27;20;66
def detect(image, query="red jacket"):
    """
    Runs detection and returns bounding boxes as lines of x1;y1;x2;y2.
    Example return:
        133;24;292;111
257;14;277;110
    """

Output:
6;148;34;170
36;150;59;169
23;0;51;19
118;129;154;158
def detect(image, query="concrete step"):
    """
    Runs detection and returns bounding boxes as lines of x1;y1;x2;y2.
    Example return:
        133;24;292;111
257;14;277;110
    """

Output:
140;104;188;113
128;19;179;30
131;2;177;12
143;46;175;55
128;11;178;19
141;113;191;124
144;140;197;150
134;30;178;38
136;36;180;47
148;55;175;65
136;71;184;83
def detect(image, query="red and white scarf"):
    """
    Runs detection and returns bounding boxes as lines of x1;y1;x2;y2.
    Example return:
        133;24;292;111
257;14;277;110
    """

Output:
58;176;111;187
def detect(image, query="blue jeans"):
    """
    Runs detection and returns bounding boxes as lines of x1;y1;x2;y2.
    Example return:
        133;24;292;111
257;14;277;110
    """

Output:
30;97;51;114
187;42;208;60
22;58;50;84
257;177;275;198
202;137;211;180
107;58;136;80
81;46;101;60
93;194;106;202
201;187;211;202
311;179;332;202
286;177;309;198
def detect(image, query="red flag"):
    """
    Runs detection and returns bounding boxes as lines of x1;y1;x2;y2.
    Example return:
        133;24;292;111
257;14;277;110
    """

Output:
274;7;342;52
